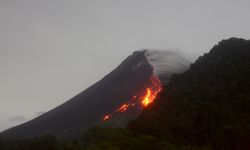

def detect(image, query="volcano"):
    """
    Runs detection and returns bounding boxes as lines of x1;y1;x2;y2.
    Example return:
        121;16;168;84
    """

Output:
0;50;188;139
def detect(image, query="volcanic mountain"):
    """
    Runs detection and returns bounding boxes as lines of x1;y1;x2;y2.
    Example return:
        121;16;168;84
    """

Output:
1;50;188;139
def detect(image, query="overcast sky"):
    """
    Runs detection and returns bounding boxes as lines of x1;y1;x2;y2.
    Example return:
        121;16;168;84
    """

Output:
0;0;250;132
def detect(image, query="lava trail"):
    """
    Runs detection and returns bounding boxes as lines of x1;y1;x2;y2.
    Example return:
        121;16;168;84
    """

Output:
103;74;162;121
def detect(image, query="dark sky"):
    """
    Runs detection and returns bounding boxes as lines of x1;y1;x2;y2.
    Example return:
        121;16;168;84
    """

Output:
0;0;250;131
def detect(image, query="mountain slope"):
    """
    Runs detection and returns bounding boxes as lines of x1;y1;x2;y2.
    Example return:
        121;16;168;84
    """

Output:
1;50;188;139
82;38;250;150
1;51;154;139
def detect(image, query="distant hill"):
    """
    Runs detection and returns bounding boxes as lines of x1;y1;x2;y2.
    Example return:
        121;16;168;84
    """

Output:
84;38;250;150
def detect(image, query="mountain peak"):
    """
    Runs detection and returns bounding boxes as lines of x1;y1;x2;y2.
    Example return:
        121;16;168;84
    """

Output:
0;49;188;139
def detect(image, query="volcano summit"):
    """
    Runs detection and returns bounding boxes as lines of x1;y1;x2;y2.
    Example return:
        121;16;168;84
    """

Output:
0;50;188;139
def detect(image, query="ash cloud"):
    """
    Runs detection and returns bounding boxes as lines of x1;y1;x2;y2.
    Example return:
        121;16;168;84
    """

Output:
144;49;190;84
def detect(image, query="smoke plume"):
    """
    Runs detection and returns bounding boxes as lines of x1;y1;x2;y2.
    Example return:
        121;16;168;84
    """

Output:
144;49;189;84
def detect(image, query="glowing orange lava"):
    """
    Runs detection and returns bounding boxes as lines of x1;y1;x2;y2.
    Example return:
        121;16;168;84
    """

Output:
102;75;162;121
141;77;162;107
116;104;129;112
141;88;152;107
103;115;110;121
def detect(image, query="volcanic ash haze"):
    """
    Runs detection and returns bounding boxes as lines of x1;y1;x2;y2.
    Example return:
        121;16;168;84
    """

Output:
145;49;190;84
0;50;189;139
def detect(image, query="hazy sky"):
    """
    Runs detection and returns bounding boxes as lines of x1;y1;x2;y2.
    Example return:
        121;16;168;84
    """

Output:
0;0;250;132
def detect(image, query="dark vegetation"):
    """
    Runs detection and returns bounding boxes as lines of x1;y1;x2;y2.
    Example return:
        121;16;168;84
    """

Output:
1;38;250;150
128;38;250;149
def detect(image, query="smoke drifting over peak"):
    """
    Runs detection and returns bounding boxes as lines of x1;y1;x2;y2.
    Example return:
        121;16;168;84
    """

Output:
144;49;190;84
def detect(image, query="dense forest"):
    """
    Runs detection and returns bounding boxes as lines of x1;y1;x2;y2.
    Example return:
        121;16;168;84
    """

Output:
128;38;250;149
1;38;250;150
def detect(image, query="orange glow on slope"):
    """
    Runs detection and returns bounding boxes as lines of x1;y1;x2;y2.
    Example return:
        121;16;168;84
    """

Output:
141;88;152;107
141;76;162;107
102;75;162;121
103;115;110;121
116;104;129;112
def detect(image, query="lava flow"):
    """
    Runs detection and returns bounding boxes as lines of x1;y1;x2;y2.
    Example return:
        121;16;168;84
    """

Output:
103;75;162;121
